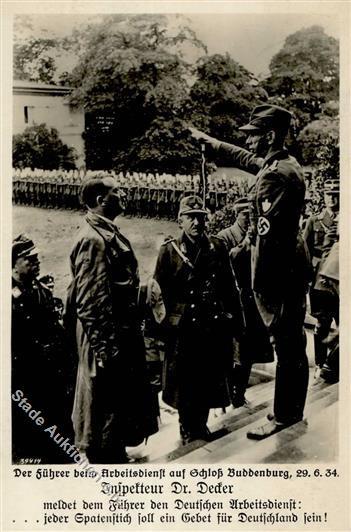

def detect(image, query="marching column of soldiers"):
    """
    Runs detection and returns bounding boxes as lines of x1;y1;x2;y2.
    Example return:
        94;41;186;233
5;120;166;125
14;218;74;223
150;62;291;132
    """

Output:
12;103;340;463
12;167;241;218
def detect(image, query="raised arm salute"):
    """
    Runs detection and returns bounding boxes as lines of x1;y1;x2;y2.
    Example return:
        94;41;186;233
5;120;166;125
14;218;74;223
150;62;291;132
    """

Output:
190;104;311;439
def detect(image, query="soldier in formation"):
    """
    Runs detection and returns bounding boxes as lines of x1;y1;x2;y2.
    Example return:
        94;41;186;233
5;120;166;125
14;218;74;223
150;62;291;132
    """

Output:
13;167;243;218
12;168;83;210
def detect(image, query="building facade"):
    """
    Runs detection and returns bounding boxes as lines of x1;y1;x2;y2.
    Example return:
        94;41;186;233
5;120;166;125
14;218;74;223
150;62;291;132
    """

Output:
13;80;85;167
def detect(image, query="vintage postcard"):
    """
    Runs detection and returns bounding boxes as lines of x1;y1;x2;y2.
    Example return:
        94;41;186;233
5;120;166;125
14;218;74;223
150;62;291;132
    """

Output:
1;1;350;531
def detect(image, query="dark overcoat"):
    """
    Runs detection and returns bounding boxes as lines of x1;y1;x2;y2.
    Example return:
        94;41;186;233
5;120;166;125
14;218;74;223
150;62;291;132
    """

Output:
67;211;157;452
218;221;273;364
154;232;242;410
12;278;73;463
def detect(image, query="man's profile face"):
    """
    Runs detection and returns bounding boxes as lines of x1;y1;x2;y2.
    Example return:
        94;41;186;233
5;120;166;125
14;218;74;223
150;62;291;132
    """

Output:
246;131;270;158
237;210;250;231
100;178;126;219
14;254;40;281
179;213;206;240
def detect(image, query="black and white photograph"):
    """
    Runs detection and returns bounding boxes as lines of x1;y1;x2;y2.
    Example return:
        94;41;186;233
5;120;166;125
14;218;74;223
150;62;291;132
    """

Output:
1;1;350;530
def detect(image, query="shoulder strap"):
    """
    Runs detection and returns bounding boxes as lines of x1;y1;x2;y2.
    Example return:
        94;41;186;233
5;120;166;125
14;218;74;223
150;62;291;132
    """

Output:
170;240;194;269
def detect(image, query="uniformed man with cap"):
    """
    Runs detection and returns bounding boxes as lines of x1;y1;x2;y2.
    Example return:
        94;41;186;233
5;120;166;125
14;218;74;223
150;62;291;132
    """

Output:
12;235;73;463
218;197;274;407
303;179;339;379
154;195;242;444
190;103;310;439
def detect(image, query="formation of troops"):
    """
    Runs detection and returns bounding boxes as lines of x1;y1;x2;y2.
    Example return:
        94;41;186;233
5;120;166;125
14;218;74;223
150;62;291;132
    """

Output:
13;167;249;218
12;103;340;463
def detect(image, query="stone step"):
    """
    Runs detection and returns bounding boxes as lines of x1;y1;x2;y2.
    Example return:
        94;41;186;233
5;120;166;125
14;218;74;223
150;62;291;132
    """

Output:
150;379;276;464
220;385;338;464
129;378;275;463
141;371;331;464
259;401;338;463
176;383;338;464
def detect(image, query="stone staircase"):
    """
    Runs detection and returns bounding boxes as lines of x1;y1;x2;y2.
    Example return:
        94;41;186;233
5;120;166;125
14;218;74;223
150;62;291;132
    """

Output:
127;373;338;464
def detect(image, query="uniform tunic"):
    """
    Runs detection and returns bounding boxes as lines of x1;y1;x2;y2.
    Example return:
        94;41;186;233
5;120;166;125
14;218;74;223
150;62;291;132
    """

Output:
303;208;339;367
154;232;242;424
12;278;73;463
213;141;310;424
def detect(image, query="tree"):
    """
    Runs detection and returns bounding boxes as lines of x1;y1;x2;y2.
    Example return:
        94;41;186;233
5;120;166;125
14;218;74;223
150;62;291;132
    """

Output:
67;14;206;172
264;26;339;131
13;17;62;83
298;115;339;181
13;124;77;169
14;38;58;84
189;54;268;166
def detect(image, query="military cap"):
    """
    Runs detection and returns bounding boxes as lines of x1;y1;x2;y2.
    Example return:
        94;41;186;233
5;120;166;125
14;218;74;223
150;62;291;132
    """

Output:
239;104;292;133
323;179;339;195
178;195;208;216
12;234;38;264
234;197;250;213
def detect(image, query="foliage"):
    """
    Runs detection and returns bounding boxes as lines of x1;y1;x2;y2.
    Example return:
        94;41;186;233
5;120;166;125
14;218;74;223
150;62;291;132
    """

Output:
208;178;251;234
67;14;207;171
112;117;202;174
13;17;340;179
13;17;62;83
264;26;339;131
189;54;268;165
208;201;238;235
297;113;339;213
298;115;339;176
13;123;77;170
14;38;59;84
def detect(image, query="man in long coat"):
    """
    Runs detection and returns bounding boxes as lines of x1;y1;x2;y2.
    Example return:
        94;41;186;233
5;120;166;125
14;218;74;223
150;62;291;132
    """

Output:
154;195;242;444
190;104;311;439
67;176;157;463
218;198;273;407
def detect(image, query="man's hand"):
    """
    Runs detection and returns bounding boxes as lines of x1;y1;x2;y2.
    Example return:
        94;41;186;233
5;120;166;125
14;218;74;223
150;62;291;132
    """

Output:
243;233;252;249
244;227;255;247
188;126;221;149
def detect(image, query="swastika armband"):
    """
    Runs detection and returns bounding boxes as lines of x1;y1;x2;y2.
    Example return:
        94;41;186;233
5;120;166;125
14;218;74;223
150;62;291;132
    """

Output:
257;216;270;236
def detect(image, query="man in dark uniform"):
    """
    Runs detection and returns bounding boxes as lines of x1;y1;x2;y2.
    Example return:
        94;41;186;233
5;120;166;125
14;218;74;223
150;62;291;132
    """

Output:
303;179;339;379
154;195;242;444
190;103;310;439
12;236;74;463
317;237;339;383
218;197;273;407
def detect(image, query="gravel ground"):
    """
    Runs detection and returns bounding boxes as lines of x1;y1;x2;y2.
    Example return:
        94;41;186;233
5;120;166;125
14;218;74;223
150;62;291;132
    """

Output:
13;206;177;301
